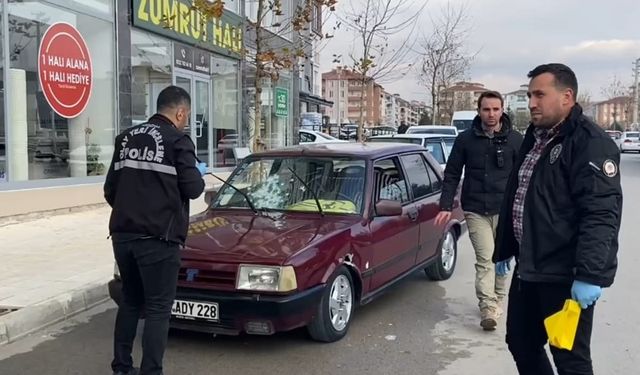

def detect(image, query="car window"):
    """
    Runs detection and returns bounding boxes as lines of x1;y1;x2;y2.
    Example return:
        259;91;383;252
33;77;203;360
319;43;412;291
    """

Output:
316;132;335;140
373;158;410;203
299;132;315;143
423;153;443;192
443;138;455;158
369;137;422;145
424;140;445;164
215;157;366;214
400;154;433;200
625;132;639;138
452;119;473;132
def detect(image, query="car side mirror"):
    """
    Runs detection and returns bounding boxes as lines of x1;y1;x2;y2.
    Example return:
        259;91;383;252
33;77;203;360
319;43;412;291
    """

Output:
375;199;403;217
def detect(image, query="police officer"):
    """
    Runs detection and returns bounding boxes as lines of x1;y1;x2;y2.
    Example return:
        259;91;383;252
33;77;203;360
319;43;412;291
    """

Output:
494;63;622;375
105;86;206;375
436;90;523;331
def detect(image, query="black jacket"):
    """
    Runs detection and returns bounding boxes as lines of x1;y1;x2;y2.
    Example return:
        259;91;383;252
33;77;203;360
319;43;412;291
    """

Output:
104;114;205;244
493;105;622;287
440;114;523;215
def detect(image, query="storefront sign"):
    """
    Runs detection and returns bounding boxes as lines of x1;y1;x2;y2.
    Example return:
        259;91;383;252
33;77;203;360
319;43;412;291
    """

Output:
174;43;194;70
38;22;93;118
194;50;211;74
174;43;211;74
133;0;244;59
275;87;289;118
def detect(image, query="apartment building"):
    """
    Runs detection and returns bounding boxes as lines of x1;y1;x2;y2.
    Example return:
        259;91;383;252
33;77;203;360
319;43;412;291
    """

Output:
321;68;384;126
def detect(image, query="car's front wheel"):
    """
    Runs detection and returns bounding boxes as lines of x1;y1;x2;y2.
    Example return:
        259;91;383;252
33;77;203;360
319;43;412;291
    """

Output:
307;266;355;342
425;228;457;281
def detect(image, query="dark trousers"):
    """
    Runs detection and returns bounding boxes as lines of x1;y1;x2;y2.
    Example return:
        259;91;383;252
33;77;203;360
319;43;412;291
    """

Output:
506;274;595;375
111;238;180;375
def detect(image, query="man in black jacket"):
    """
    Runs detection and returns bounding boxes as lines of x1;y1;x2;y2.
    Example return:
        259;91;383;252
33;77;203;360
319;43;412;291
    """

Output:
493;64;622;375
104;86;206;375
435;91;523;331
397;121;409;134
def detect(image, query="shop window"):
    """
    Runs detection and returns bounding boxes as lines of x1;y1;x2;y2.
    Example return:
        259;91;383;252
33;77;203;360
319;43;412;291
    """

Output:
212;56;239;167
131;30;172;126
0;2;4;182
3;1;115;182
242;65;292;152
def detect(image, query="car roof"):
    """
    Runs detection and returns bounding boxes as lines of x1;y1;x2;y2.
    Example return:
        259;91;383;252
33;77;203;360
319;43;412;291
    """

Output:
411;125;455;129
252;142;425;159
370;134;456;140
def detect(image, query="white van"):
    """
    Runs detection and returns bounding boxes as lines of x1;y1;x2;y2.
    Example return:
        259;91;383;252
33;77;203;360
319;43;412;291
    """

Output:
451;111;477;133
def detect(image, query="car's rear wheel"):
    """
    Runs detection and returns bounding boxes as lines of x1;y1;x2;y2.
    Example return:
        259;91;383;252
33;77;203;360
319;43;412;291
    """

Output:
307;266;355;342
425;228;457;281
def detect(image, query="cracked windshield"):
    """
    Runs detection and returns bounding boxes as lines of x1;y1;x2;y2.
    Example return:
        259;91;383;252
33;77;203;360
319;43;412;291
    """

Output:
215;158;366;214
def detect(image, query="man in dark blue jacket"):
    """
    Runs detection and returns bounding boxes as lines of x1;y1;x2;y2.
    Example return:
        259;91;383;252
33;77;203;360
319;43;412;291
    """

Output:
436;91;523;331
104;86;206;375
494;63;622;375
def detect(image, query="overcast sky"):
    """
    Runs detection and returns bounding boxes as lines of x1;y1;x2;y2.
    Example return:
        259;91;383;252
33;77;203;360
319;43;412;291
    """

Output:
320;0;640;103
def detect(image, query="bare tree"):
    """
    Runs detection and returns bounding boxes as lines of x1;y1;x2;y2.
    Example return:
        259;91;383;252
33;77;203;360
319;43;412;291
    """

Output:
185;0;338;152
601;75;629;99
341;0;424;140
600;75;634;127
418;3;475;125
577;90;592;106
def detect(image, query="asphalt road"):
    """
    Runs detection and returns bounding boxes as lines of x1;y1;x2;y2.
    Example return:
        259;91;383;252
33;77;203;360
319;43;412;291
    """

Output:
1;154;639;375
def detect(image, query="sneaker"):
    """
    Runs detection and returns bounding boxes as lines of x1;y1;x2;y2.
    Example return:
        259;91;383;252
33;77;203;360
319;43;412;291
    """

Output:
480;307;498;331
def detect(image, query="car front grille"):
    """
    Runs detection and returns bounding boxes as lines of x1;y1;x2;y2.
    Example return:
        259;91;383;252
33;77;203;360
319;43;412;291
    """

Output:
178;265;237;290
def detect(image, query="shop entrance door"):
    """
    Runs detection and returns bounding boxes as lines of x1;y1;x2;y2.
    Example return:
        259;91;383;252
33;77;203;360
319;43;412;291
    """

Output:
175;71;212;168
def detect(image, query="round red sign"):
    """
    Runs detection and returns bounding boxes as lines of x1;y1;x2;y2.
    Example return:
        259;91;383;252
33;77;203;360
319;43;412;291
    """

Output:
38;22;93;118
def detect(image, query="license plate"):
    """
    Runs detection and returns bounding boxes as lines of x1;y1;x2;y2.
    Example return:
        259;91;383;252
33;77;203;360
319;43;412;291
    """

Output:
171;300;219;321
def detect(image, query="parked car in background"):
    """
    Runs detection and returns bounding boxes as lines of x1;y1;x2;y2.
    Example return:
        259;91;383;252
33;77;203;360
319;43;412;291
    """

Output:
299;129;347;144
367;125;397;138
606;130;622;147
406;125;458;136
108;143;466;343
619;131;640;153
368;134;457;170
217;133;239;151
339;124;370;140
451;111;477;133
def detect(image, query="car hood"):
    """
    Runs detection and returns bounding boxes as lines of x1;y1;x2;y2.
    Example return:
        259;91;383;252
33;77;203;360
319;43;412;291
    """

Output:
183;210;359;264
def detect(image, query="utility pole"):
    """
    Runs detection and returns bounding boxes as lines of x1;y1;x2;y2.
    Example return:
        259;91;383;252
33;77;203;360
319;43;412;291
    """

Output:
633;58;640;125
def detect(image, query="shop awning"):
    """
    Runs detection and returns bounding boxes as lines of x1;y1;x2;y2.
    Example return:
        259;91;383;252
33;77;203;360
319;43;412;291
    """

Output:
300;92;333;107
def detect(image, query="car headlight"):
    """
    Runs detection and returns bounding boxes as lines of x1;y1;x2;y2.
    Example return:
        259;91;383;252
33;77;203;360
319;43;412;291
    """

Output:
114;262;120;279
236;265;297;292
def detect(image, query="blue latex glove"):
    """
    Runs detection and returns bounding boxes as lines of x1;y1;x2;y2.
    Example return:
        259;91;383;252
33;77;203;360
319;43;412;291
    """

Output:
495;257;513;277
571;280;602;309
196;162;207;176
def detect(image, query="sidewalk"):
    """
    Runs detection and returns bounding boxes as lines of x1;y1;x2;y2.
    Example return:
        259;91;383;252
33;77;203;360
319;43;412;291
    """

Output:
0;176;219;345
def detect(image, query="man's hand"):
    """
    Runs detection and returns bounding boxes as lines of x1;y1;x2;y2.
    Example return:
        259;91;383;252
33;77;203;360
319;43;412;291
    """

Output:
571;280;602;309
196;162;208;177
434;211;452;226
496;257;513;277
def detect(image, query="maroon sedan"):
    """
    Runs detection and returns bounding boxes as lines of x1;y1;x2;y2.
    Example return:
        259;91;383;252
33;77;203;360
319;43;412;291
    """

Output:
109;143;465;342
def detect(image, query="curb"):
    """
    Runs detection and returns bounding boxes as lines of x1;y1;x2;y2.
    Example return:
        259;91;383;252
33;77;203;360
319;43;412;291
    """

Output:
0;281;109;345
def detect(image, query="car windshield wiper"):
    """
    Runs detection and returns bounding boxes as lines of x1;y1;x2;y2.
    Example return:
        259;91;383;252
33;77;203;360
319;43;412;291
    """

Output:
287;167;324;217
206;172;258;215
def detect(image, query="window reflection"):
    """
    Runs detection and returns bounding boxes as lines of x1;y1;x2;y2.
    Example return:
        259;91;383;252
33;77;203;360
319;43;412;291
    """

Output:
213;56;239;167
4;1;115;181
131;30;172;126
